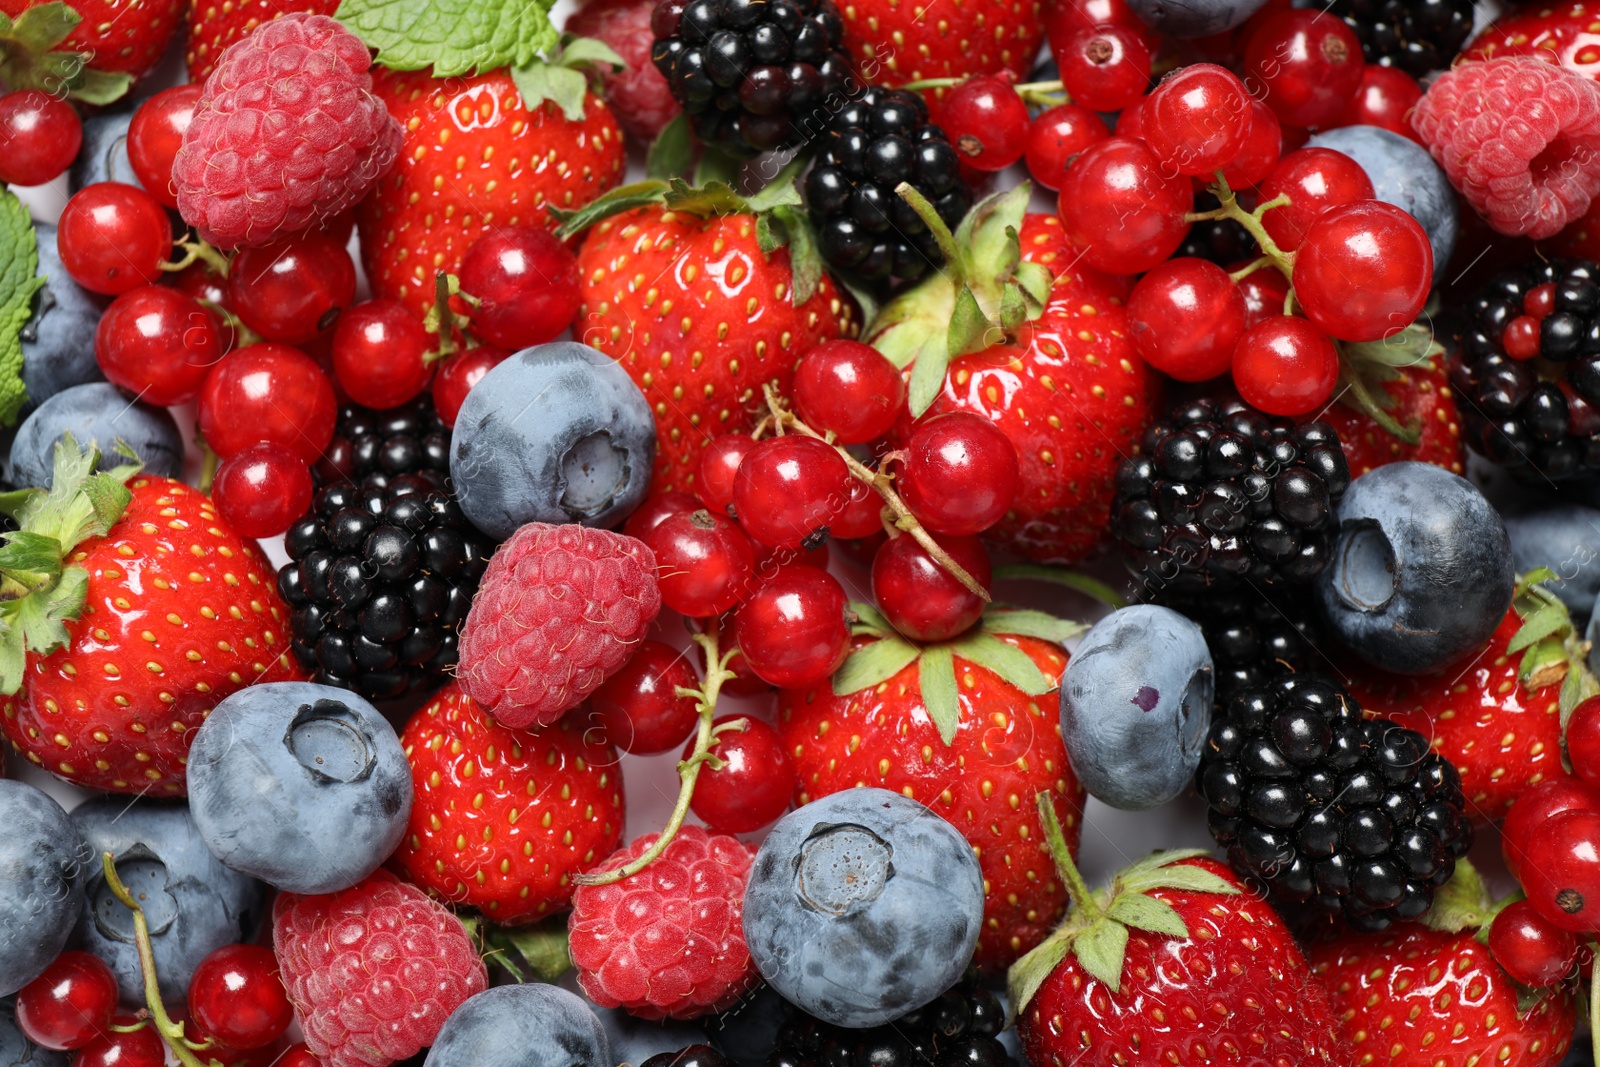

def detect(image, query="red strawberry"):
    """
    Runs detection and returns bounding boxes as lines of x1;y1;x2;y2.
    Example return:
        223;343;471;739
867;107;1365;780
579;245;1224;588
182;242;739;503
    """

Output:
1463;2;1600;82
779;607;1086;973
185;0;337;81
357;68;627;322
842;0;1046;86
0;442;302;795
1313;362;1466;477
0;0;183;81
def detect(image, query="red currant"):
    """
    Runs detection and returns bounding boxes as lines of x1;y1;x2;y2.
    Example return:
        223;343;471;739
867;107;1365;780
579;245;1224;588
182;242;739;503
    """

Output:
732;435;853;550
70;1022;166;1067
1520;807;1600;933
186;944;292;1051
14;951;118;1051
274;1044;321;1067
457;225;581;349
228;232;356;345
169;262;237;353
1058;25;1151;113
939;75;1030;172
898;412;1018;536
1127;257;1247;382
1023;104;1110;191
688;716;794;833
1259;146;1375;252
58;183;171;296
1058;137;1192;275
645;508;758;617
1113;97;1144;139
0;90;81;186
1143;63;1252;177
698;434;756;516
1293;200;1432;342
1218;98;1282;189
331;300;434;409
733;564;851;687
126;85;202;209
1334;66;1423;144
623;491;699;540
1230;262;1292;328
709;609;774;697
1487;899;1580;987
1526;283;1557;319
96;285;222;406
592;640;701;755
793;340;906;445
1243;9;1366;129
1045;0;1152;53
212;445;314;539
432;344;511;428
1503;779;1600;882
872;533;991;642
1502;316;1542;361
1566;696;1600;788
1230;315;1339;416
831;478;885;540
198;343;337;461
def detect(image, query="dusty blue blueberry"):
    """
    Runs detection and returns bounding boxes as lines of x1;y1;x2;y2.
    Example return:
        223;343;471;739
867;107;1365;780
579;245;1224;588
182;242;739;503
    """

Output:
1305;125;1458;272
0;781;89;997
424;984;610;1067
1060;604;1213;811
186;681;413;894
72;798;265;1005
0;1000;67;1067
11;383;182;489
1503;503;1600;621
449;342;656;540
743;788;984;1029
20;223;106;418
69;109;140;192
1123;0;1269;36
1315;462;1514;675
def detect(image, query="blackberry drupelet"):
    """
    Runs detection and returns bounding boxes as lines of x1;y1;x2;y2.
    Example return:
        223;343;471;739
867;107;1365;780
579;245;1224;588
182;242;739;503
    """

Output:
1328;0;1474;78
804;87;970;283
650;0;853;155
643;1048;733;1067
1197;674;1472;932
766;982;1012;1067
1110;398;1351;596
314;397;451;488
1162;587;1322;700
1175;192;1254;267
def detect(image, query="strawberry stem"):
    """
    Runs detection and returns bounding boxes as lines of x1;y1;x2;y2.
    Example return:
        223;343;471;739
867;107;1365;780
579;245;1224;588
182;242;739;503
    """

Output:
1034;792;1102;922
893;183;963;274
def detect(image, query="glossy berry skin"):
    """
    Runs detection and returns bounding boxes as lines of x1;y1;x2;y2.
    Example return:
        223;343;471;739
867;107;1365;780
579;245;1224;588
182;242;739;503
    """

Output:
212;445;314;539
689;716;793;833
14;951;117;1051
331;299;433;409
57;183;171;296
623;490;699;541
899;411;1019;536
0;90;82;186
198;342;337;461
1219;98;1282;188
1336;66;1423;144
457;225;581;349
793;340;906;445
872;533;991;642
229;232;357;345
186;944;293;1050
1057;137;1191;274
432;345;510;428
732;435;853;551
938;75;1030;171
1142;63;1252;176
733;564;851;688
1259;147;1376;252
126;85;202;209
1244;10;1366;129
1233;262;1291;328
1565;696;1600;788
831;479;886;540
1024;104;1109;191
1058;25;1150;112
96;285;222;406
591;640;701;755
1293;200;1432;342
645;508;758;617
1231;315;1340;415
1502;780;1600;883
1521;807;1600;933
1488;899;1579;988
71;1023;166;1067
698;435;755;516
1127;258;1247;382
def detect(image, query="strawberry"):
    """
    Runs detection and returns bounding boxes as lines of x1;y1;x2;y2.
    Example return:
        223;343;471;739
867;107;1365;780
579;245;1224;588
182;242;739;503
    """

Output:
357;68;627;322
778;602;1087;973
841;0;1046;86
185;0;336;81
0;440;302;795
0;0;181;81
1314;361;1466;477
390;681;625;924
1463;1;1600;82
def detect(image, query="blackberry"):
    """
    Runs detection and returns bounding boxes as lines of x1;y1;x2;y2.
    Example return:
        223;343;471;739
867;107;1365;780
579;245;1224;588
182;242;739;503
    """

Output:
803;87;970;283
1196;674;1472;932
1329;0;1474;79
314;397;452;489
644;1047;734;1067
1161;587;1322;700
766;982;1012;1067
650;0;853;155
1175;192;1254;267
1110;398;1351;596
1452;258;1600;484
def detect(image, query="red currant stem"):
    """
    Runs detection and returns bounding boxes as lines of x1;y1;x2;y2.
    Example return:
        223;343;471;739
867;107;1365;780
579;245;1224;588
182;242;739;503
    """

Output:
107;1021;150;1034
1228;256;1274;284
1035;792;1102;922
196;299;260;349
423;271;465;364
901;77;1066;106
197;441;219;494
1187;176;1296;280
160;237;231;280
893;183;963;276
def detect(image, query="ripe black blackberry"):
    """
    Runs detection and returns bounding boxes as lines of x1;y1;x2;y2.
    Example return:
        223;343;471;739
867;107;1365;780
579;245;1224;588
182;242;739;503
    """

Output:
314;398;451;489
804;87;970;283
1110;398;1351;596
1175;192;1254;267
1197;674;1472;932
1328;0;1474;78
644;1047;734;1067
766;982;1011;1067
1451;258;1600;484
1161;587;1322;700
650;0;853;155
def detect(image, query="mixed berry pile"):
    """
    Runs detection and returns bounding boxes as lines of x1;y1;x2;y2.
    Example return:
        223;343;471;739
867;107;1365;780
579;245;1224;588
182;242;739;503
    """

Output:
8;0;1600;1066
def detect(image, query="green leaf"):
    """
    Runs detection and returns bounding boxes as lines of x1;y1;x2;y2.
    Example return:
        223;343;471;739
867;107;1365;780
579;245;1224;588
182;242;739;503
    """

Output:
1422;859;1492;933
958;184;1030;316
1007;930;1072;1017
556;34;626;71
918;644;960;745
773;206;821;306
1105;893;1188;939
992;564;1130;609
661;177;747;217
1518;567;1561;595
743;156;806;213
946;631;1052;695
693;146;743;188
8;2;78;51
946;285;994;362
1114;848;1213;882
1071;915;1130;993
905;334;952;419
0;562;85;694
1342;319;1443;370
849;601;891;635
509;60;589;122
1015;260;1053;311
0;531;62;591
838;275;880;327
0;190;42;427
334;0;558;76
1118;862;1240;899
832;636;920;695
1508;602;1571;654
646;113;693;181
490;917;573;981
981;607;1086;643
550;180;668;240
997;281;1027;333
66;67;132;106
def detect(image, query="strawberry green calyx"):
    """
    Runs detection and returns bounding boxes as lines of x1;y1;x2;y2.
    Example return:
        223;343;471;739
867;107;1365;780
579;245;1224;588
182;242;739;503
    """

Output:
508;34;625;123
1336;319;1445;446
0;2;132;104
1421;859;1517;941
1509;569;1600;748
0;433;138;695
462;914;573;982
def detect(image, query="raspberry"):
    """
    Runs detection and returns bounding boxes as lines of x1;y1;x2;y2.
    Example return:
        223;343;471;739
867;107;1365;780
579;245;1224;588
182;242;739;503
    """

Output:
1411;56;1600;240
569;826;758;1020
567;0;680;141
272;871;487;1067
173;12;403;249
457;522;661;729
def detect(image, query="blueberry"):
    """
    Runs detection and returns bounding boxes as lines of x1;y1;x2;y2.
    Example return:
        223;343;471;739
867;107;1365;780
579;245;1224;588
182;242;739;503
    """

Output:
1502;502;1600;621
1315;462;1515;674
1304;126;1458;274
0;1000;68;1067
423;984;610;1067
1060;604;1214;811
68;108;140;191
71;798;265;1005
20;223;106;417
558;971;708;1065
0;781;89;997
11;383;182;489
449;342;656;540
1123;0;1269;36
742;788;984;1029
186;682;413;894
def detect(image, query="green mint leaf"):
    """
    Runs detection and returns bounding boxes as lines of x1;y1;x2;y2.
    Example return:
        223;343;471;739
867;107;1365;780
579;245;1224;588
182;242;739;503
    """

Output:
946;631;1052;695
557;34;625;72
646;114;693;182
1105;893;1188;939
509;60;588;122
833;636;920;695
1071;915;1129;994
918;644;960;745
0;190;44;427
334;0;558;77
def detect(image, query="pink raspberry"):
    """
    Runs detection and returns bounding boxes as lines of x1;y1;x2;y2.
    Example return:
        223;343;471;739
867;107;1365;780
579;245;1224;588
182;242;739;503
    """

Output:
1412;55;1600;240
458;522;661;729
173;12;402;248
567;0;681;140
569;825;758;1020
273;870;487;1067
